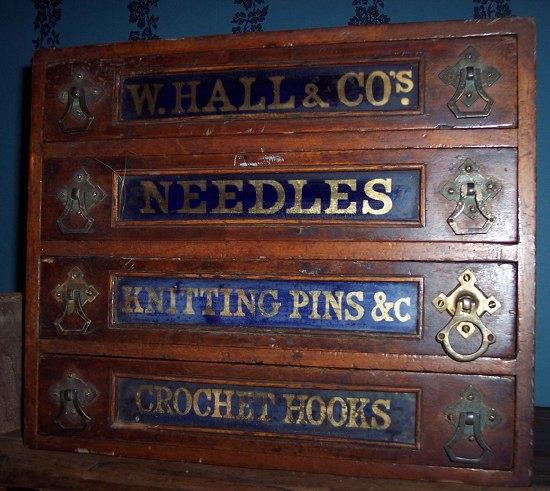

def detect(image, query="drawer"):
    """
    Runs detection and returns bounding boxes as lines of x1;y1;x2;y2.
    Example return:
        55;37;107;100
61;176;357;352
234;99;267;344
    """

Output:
39;257;516;363
41;32;517;142
41;148;517;243
36;355;516;482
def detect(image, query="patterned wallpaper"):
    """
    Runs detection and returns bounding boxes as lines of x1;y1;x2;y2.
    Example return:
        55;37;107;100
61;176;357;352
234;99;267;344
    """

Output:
128;0;160;40
32;0;62;48
31;0;513;47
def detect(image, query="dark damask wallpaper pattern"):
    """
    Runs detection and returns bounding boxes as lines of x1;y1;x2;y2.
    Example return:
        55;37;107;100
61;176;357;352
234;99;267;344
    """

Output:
128;0;160;40
32;0;62;48
31;0;514;45
348;0;390;25
473;0;513;18
232;0;269;33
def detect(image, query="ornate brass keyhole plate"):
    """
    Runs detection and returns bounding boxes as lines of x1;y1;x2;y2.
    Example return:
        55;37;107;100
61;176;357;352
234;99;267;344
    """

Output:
58;67;104;132
52;267;98;335
433;269;500;362
440;159;501;235
50;372;97;430
444;385;501;465
439;46;501;119
56;168;105;235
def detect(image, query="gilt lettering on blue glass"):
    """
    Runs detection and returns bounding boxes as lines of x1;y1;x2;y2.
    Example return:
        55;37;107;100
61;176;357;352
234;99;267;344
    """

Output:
114;276;420;334
116;377;417;444
120;63;419;120
118;169;421;223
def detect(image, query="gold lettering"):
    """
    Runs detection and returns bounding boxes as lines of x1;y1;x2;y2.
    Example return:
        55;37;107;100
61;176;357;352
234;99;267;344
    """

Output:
322;290;343;320
234;289;256;317
337;72;364;107
344;291;365;321
172;81;201;114
239;77;266;111
258;290;280;318
395;70;414;93
167;287;177;315
203;79;237;113
256;392;276;422
200;288;219;315
283;394;308;424
302;83;329;108
268;76;295;109
305;395;327;426
173;387;192;416
248;180;285;214
180;287;198;315
154;386;174;414
211;180;243;214
122;286;144;314
144;287;164;314
346;397;370;428
287;179;321;214
193;388;212;417
211;389;235;419
327;397;348;427
176;180;206;214
139;180;171;214
308;290;322;320
394;297;412;322
219;288;233;317
366;71;391;106
289;290;309;319
371;399;392;429
236;391;255;420
126;83;163;116
325;179;357;214
363;178;393;215
135;385;154;413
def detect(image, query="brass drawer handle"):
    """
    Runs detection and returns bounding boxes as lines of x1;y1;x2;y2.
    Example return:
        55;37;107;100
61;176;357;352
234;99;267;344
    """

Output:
56;168;105;235
439;46;501;119
50;373;97;431
444;386;501;465
59;86;94;131
440;159;501;235
52;267;98;335
433;269;500;362
58;68;104;132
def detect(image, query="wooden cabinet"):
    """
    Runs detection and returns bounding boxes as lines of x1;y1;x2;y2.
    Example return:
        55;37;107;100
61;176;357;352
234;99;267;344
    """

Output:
25;19;536;485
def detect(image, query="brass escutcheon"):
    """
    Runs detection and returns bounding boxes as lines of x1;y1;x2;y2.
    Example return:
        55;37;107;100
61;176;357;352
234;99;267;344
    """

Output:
444;385;501;465
440;159;501;235
58;67;104;132
52;267;98;335
56;168;105;234
433;269;500;362
50;372;97;430
439;46;501;118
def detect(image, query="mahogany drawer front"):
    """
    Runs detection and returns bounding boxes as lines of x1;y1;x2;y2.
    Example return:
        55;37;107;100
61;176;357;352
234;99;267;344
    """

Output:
37;355;516;479
39;257;516;362
42;33;517;143
41;148;517;243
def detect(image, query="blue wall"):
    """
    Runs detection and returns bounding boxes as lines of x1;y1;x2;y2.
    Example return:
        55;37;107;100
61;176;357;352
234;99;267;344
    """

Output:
1;0;548;405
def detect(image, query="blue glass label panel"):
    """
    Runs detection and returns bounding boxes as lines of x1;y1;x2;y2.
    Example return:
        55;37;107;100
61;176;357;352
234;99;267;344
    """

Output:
120;62;419;120
114;276;420;334
117;169;421;223
116;377;417;444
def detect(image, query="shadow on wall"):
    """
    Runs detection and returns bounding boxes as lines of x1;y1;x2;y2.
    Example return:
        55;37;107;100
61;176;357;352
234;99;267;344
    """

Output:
17;67;31;293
